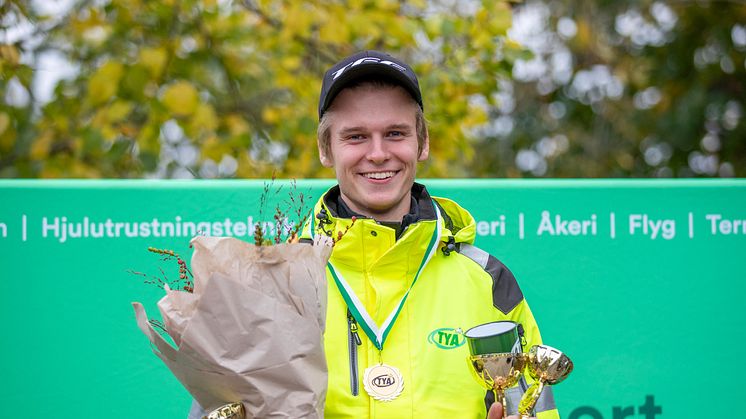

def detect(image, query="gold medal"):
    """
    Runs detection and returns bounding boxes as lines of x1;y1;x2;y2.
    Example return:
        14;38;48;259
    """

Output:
363;363;404;402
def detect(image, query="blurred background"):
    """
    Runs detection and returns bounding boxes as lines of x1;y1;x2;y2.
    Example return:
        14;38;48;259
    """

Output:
1;0;744;179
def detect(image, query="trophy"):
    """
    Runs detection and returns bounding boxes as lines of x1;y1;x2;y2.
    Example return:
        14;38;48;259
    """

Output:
517;345;573;418
464;321;574;418
469;352;527;417
464;321;525;418
203;402;245;419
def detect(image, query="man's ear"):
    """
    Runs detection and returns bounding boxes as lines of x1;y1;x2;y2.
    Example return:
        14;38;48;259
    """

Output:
318;142;334;167
418;130;430;161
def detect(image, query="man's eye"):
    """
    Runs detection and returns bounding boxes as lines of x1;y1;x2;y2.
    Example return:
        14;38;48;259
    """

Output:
347;134;364;140
388;131;403;137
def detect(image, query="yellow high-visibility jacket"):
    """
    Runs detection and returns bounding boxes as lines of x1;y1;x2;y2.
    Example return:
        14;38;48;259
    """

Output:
305;184;560;419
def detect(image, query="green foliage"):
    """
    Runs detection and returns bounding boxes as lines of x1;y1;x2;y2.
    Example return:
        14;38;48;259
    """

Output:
471;0;745;178
1;0;517;178
2;0;744;179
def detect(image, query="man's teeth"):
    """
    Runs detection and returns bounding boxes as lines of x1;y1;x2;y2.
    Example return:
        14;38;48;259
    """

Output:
363;171;395;179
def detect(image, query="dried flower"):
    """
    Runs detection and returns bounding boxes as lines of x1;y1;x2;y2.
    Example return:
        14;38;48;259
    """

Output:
253;177;313;246
333;216;357;246
131;247;194;293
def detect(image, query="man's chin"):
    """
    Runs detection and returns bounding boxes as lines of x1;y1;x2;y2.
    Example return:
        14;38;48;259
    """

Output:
360;196;409;217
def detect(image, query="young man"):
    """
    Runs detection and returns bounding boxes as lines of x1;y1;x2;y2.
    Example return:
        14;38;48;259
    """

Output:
190;51;558;418
309;51;558;418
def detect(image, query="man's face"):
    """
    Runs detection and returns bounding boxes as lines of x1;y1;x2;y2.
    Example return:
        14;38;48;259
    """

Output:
319;85;429;221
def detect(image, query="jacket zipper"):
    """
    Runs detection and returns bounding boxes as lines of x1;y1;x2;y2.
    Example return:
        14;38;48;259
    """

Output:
347;309;362;396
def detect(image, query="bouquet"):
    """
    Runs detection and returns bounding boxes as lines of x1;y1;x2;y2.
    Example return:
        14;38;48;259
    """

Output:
132;231;334;418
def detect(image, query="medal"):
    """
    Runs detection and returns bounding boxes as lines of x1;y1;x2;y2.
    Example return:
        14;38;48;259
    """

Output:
310;201;443;402
363;363;404;402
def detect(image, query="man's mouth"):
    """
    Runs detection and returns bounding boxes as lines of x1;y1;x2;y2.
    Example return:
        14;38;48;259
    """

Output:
361;171;397;180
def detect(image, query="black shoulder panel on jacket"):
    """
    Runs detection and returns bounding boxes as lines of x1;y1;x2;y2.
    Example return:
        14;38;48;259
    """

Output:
433;200;455;233
458;243;524;314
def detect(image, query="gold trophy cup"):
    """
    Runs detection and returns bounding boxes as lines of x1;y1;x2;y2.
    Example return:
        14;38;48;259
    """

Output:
518;345;573;418
469;352;527;418
464;321;526;418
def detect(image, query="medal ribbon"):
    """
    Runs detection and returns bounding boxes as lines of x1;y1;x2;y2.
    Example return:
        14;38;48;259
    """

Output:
311;201;443;350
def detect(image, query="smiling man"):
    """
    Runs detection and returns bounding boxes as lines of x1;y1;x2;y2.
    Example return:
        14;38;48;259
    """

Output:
310;51;559;419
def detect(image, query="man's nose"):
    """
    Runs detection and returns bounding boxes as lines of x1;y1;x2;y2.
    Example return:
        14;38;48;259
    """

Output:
366;136;389;163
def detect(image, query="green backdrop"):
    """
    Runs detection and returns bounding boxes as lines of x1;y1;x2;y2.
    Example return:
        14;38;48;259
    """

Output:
1;179;744;418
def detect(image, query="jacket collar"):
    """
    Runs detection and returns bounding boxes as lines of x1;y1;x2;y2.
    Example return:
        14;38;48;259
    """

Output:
305;183;476;248
321;182;437;224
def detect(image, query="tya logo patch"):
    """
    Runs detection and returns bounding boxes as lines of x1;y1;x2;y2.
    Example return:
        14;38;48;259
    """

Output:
428;328;466;350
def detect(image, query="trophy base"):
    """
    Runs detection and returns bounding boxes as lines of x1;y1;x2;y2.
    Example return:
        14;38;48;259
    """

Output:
203;402;245;419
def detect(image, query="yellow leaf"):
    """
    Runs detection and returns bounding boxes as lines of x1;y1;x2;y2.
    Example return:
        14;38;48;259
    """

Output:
488;3;513;35
162;81;199;117
275;70;296;88
91;108;108;128
575;19;593;50
281;55;301;72
505;39;523;49
465;106;488;126
320;21;350;43
262;107;281;124
472;29;493;49
282;3;313;40
0;112;9;136
119;123;138;138
139;47;168;78
373;0;398;12
409;0;426;9
137;123;160;153
425;16;443;39
201;135;228;161
51;113;71;133
87;61;124;106
0;112;13;152
0;44;20;66
202;0;217;9
30;131;54;160
224;114;250;136
107;100;133;122
101;125;118;141
222;52;250;77
187;102;218;136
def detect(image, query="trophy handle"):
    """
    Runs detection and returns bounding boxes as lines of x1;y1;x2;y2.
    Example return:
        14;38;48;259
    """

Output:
517;380;544;418
496;389;509;419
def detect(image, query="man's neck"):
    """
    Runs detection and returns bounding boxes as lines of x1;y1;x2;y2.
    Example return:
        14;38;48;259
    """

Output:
336;193;421;240
323;183;432;224
338;192;412;223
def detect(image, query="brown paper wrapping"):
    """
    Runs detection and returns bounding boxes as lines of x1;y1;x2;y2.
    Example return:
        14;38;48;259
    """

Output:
133;236;332;418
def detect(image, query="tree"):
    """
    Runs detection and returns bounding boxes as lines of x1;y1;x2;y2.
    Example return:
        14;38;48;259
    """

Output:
472;0;745;178
1;0;517;178
3;0;744;179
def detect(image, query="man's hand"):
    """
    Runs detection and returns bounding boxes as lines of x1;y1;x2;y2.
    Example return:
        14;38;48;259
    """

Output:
487;402;536;419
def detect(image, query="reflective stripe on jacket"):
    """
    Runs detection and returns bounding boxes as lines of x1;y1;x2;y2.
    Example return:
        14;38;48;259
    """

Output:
303;184;560;419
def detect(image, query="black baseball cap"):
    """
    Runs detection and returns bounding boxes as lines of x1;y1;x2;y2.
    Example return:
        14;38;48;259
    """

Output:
318;50;423;119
